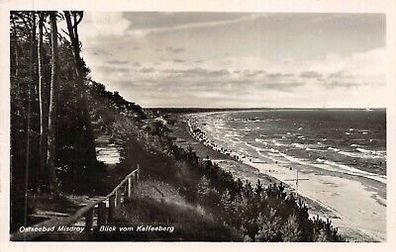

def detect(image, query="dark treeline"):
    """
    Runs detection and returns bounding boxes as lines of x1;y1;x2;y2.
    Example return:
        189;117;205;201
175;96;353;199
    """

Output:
10;10;147;232
11;10;97;192
10;11;108;230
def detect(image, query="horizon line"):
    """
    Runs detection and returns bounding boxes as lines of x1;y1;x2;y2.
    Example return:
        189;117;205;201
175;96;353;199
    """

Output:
143;106;386;110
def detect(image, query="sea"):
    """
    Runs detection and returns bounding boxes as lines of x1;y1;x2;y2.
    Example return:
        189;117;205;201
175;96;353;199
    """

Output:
186;109;387;241
188;109;386;178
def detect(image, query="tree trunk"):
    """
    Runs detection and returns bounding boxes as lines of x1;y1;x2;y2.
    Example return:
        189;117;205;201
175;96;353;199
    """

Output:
10;15;19;81
47;12;58;193
23;11;36;225
64;11;97;166
37;12;47;178
10;15;21;116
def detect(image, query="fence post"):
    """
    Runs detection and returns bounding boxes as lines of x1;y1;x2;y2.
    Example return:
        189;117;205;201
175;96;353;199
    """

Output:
126;177;132;199
109;195;116;221
97;202;106;226
116;188;122;205
123;183;128;200
135;164;140;182
85;208;94;231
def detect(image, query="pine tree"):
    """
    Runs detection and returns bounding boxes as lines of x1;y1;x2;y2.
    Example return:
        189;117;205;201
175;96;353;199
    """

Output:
64;11;97;166
37;12;47;177
47;11;59;193
281;214;302;242
197;175;210;198
255;208;282;241
220;189;234;224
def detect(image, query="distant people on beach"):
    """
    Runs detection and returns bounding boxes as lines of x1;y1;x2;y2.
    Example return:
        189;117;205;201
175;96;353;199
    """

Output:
187;117;252;162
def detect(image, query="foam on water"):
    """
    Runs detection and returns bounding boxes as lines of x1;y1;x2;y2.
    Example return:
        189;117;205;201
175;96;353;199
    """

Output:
356;148;386;159
187;110;386;179
185;110;386;241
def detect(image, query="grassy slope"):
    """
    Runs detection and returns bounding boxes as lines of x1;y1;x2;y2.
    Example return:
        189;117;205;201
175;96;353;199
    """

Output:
104;178;240;241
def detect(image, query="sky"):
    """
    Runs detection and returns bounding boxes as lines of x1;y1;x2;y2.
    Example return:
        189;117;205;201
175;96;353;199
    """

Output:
78;12;386;108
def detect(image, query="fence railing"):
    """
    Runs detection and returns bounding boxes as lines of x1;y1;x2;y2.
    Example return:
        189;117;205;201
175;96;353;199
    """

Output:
11;164;140;241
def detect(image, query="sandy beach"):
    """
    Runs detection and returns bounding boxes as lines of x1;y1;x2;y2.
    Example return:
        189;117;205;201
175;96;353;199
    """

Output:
168;113;386;242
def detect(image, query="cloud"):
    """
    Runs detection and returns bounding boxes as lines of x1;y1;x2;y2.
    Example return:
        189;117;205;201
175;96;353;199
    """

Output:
98;47;386;105
327;71;350;79
123;12;249;29
209;69;230;77
243;70;266;78
262;82;305;92
106;60;129;65
172;58;185;63
76;12;386;108
325;80;385;89
166;47;185;54
80;12;130;38
325;81;360;88
162;67;230;77
126;13;266;38
267;72;294;79
79;13;386;108
83;47;112;56
300;71;323;79
96;65;130;74
140;67;156;73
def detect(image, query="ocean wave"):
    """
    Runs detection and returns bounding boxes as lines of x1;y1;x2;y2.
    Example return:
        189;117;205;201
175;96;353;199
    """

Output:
267;152;281;157
187;111;386;184
356;148;386;159
256;151;289;165
337;150;365;158
313;158;386;184
271;139;288;147
324;145;385;160
337;149;384;160
260;151;387;184
328;147;340;152
278;152;310;165
291;143;306;149
255;138;268;146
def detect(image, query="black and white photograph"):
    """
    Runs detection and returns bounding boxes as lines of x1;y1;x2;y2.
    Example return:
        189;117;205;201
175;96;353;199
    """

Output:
1;0;396;249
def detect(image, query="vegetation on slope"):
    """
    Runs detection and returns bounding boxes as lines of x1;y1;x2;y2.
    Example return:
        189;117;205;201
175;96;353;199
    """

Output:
89;82;342;241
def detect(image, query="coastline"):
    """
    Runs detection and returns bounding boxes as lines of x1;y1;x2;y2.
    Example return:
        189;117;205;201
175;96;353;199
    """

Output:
168;113;386;242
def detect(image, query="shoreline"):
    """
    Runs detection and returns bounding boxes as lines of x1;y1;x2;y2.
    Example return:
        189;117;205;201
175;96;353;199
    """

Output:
168;113;386;242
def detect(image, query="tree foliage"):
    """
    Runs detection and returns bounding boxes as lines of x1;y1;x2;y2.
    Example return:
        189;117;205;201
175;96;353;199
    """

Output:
10;11;102;201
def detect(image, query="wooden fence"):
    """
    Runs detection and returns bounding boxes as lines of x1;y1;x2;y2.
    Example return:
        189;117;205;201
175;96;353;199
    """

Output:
11;165;140;241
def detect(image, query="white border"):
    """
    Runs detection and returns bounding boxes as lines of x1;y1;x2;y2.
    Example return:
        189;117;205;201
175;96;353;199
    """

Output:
1;1;395;251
